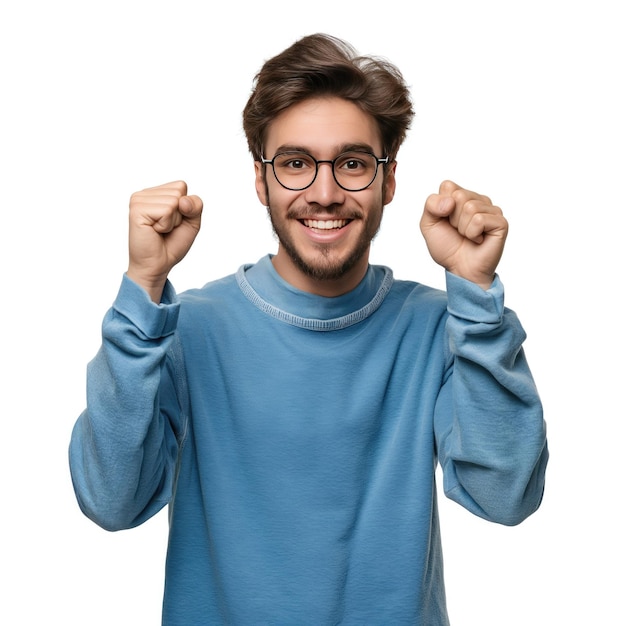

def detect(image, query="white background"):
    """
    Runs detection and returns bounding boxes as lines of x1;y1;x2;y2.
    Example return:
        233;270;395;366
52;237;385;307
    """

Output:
1;1;623;624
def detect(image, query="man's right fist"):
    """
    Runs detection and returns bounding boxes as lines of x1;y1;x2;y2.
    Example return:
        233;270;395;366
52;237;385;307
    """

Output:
127;180;203;303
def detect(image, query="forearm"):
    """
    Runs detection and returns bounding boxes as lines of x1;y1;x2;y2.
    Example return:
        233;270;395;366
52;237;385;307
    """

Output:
69;275;184;531
436;273;548;526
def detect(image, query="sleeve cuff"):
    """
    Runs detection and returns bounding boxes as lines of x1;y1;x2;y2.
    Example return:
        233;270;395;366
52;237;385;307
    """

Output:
112;274;180;339
445;271;505;324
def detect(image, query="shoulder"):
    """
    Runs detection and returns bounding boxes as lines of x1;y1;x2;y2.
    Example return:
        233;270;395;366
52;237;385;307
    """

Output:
387;276;449;312
174;272;245;325
368;273;449;335
179;272;241;304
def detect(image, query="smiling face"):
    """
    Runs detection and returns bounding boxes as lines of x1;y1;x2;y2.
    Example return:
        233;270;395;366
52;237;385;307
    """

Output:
255;97;396;297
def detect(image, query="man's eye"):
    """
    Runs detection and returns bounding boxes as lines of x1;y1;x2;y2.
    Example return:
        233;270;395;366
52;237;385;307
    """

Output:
277;154;314;170
337;155;368;171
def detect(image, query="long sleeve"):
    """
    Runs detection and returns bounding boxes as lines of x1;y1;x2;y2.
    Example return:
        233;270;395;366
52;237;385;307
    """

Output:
435;272;548;526
69;275;187;531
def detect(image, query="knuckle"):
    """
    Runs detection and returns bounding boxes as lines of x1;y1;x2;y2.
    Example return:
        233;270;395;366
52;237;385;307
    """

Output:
172;180;188;195
451;188;468;203
471;212;486;228
463;198;481;214
439;179;457;194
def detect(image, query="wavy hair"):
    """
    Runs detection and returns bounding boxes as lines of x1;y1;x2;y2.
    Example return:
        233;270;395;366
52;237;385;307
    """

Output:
242;34;414;163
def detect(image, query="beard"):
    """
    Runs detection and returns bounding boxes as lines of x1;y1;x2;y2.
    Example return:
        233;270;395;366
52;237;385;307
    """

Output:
266;190;384;282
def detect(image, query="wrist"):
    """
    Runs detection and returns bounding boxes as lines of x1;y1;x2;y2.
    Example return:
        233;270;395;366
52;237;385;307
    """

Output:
126;267;168;303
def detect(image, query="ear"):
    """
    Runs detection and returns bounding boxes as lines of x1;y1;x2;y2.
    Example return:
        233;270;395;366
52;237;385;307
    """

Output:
254;161;268;206
383;161;397;206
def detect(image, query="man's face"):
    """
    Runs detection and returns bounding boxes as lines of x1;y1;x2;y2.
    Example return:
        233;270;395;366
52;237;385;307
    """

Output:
254;97;396;296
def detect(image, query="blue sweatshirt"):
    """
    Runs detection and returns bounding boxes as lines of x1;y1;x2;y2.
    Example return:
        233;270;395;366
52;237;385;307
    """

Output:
69;255;548;625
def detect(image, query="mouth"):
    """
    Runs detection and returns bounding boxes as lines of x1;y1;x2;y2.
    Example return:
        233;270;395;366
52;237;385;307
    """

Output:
301;219;351;231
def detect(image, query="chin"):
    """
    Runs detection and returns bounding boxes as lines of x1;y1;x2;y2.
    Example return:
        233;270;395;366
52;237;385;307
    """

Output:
286;243;370;282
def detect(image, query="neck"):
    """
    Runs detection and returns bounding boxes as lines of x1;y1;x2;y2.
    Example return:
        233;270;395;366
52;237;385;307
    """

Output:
271;249;370;297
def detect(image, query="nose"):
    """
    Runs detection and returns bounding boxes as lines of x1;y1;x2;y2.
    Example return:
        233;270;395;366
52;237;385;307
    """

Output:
304;161;345;207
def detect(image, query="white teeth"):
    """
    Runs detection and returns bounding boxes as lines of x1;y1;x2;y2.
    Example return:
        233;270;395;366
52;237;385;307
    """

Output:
303;219;348;230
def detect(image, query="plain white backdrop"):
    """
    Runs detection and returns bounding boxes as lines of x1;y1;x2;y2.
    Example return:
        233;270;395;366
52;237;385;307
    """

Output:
1;1;623;623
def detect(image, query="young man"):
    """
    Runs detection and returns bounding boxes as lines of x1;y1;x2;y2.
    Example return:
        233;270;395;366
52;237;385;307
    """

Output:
69;34;548;625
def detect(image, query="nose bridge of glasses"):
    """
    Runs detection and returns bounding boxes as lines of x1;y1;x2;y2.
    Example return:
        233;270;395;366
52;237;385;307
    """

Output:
304;158;341;196
314;158;336;182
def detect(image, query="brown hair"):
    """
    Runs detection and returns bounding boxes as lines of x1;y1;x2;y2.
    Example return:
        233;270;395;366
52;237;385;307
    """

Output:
242;34;414;163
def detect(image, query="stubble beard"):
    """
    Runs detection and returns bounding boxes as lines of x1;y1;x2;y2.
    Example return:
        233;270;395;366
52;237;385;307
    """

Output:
266;190;384;282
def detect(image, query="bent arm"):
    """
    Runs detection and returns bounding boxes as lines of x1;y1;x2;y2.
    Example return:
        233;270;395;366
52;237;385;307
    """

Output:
69;275;187;531
435;272;548;526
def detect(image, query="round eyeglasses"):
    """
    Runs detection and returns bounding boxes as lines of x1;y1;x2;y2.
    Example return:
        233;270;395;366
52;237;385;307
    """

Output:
261;151;389;192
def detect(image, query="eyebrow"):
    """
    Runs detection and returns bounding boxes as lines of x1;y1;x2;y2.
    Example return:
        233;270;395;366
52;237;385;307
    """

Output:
271;142;379;157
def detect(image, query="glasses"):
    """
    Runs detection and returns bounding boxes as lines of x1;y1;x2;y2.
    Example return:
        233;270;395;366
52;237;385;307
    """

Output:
261;150;389;192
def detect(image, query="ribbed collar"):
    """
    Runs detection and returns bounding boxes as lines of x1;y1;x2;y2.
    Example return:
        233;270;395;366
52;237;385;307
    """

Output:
236;255;394;331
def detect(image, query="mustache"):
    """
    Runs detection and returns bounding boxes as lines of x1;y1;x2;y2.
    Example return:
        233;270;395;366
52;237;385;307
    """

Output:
284;204;363;220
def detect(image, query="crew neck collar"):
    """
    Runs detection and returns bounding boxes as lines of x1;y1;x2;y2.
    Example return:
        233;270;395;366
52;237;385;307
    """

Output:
236;255;393;331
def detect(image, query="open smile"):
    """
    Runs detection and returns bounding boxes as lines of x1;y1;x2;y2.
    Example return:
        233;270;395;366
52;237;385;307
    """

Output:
300;219;352;231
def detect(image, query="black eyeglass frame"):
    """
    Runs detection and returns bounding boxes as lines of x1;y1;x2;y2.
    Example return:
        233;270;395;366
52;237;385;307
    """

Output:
260;151;390;192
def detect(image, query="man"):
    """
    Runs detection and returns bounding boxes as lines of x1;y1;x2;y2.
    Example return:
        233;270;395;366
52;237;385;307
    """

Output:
69;33;548;625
